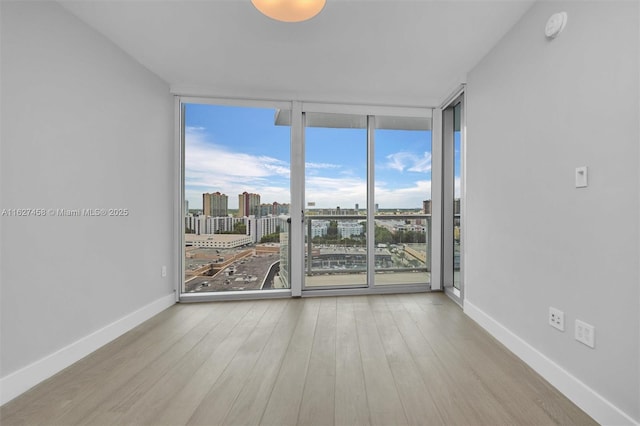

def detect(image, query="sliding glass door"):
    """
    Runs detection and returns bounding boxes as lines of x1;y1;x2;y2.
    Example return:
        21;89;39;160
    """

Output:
374;116;432;286
304;113;368;289
302;109;432;291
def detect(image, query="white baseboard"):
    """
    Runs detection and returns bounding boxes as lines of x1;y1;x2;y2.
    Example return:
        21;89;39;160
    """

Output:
464;300;639;426
0;293;176;406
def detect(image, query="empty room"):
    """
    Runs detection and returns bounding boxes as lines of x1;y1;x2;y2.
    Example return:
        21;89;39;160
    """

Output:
1;0;638;425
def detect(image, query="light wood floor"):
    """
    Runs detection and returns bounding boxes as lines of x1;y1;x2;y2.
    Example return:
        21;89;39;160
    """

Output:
1;293;596;426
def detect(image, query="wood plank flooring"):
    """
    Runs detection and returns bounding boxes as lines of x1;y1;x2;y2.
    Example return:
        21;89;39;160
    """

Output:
0;293;597;426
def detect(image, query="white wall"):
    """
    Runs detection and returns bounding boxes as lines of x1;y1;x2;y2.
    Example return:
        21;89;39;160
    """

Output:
465;1;639;423
0;1;175;403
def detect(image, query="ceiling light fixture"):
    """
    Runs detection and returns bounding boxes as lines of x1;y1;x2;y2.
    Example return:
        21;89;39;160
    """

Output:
251;0;326;23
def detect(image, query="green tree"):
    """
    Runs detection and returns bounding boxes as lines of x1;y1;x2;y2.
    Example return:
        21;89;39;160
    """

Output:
374;225;393;244
233;222;247;234
260;232;280;243
327;220;338;238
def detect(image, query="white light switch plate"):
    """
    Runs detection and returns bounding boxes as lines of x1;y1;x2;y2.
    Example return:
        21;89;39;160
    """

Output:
575;166;588;188
575;319;595;348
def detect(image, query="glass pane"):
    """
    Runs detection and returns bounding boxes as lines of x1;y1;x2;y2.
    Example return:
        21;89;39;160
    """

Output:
374;116;431;286
304;112;367;288
453;103;461;290
183;104;290;293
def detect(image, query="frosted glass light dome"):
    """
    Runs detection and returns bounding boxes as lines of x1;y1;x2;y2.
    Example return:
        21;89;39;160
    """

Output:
251;0;326;23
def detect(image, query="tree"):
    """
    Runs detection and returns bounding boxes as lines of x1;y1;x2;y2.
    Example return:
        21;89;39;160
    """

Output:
233;222;247;234
327;220;338;238
260;232;280;243
374;225;393;244
393;230;426;244
220;222;247;235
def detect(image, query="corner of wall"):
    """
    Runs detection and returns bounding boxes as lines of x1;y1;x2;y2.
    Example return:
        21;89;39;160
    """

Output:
0;294;175;406
463;0;639;423
464;300;640;426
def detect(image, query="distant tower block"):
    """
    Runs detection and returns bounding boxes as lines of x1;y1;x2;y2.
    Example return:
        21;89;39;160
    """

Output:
422;200;432;214
239;191;261;217
203;192;228;217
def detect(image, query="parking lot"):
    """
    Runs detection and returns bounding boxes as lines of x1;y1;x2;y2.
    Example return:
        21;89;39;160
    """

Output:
185;252;280;292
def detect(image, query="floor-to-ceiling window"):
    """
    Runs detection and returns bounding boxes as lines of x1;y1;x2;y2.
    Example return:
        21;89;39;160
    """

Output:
178;99;434;300
182;102;291;294
452;102;462;291
301;108;432;292
442;93;464;303
374;116;432;286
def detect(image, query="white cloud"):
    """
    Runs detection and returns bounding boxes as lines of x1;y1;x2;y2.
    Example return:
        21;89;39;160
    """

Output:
184;128;435;212
185;128;291;209
305;176;367;208
376;180;432;209
305;161;342;176
305;162;341;169
304;176;431;210
384;151;432;173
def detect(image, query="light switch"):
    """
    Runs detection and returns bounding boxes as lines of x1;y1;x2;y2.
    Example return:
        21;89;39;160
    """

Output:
575;166;588;188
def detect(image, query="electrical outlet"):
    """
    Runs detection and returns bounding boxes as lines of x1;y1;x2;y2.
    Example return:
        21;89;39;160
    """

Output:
575;320;595;348
549;307;564;331
161;265;167;278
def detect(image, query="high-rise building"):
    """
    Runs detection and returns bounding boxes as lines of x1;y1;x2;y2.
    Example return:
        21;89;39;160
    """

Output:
423;199;432;214
238;191;261;217
271;202;290;216
258;202;289;217
203;192;228;217
259;203;271;217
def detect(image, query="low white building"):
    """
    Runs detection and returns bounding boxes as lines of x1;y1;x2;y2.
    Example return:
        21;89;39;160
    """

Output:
311;220;329;238
338;221;363;238
246;215;284;243
185;234;252;248
186;214;287;244
185;214;245;235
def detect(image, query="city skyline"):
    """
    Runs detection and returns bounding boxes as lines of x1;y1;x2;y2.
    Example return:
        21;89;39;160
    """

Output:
196;191;291;217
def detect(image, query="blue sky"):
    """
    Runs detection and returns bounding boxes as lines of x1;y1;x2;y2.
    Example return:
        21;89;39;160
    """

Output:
185;103;444;210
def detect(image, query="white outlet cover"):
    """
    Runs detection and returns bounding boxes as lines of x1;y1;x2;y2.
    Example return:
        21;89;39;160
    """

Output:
549;307;564;331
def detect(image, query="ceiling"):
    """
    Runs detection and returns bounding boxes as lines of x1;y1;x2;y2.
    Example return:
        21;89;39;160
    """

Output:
59;0;535;107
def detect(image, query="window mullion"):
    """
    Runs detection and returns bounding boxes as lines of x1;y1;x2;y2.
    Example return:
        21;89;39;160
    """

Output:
367;115;376;288
290;101;304;297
